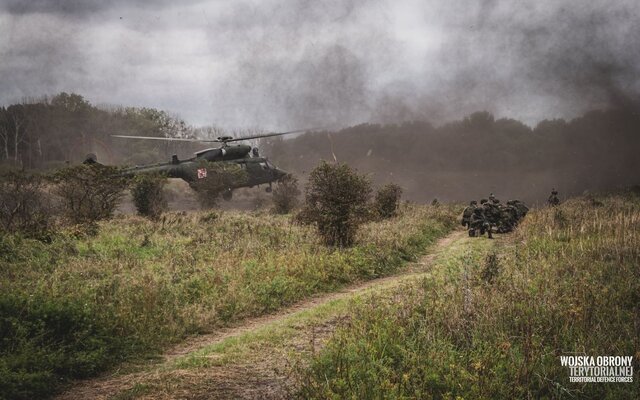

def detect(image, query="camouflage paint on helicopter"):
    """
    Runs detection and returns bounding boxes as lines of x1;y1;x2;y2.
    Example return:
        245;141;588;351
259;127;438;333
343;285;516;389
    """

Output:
109;130;311;200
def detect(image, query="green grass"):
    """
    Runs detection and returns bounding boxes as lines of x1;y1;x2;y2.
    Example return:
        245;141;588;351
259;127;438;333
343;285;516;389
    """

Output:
0;204;458;399
173;296;351;370
297;190;640;399
100;234;467;399
110;383;153;400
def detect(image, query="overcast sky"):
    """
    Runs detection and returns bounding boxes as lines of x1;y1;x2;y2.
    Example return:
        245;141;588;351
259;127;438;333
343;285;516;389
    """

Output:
1;0;638;129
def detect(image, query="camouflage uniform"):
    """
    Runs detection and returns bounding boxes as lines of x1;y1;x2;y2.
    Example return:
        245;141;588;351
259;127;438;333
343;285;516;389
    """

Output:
510;200;529;220
490;198;509;233
498;202;519;233
548;189;560;207
469;207;491;238
482;199;501;238
461;200;477;229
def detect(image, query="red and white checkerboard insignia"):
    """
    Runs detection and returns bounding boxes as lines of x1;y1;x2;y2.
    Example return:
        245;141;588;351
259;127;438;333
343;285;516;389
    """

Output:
197;168;207;179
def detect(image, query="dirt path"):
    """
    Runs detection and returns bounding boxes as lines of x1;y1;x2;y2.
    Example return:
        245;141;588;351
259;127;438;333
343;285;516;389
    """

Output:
56;230;467;400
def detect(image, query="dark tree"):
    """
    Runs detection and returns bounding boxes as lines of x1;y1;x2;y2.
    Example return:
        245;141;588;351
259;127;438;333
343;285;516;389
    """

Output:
131;173;168;220
297;161;372;247
0;169;55;240
52;165;129;225
373;183;403;219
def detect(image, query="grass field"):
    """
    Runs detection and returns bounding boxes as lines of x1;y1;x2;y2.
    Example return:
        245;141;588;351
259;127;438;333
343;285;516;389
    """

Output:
0;204;458;399
297;190;640;399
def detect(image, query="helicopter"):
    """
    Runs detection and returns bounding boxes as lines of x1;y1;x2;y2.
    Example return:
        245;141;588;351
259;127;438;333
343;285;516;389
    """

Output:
101;129;312;201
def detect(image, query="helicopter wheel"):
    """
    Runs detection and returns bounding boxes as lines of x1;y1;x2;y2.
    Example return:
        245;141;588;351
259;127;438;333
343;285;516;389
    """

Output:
222;188;233;201
265;184;272;193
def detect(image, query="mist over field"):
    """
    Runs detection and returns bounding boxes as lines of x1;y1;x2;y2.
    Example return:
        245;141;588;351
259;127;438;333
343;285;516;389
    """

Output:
1;0;639;203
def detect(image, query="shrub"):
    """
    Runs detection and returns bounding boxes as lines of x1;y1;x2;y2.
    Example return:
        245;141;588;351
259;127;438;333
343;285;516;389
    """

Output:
131;173;168;220
52;165;129;225
373;183;402;219
0;169;55;240
0;294;125;400
189;162;247;208
272;174;300;214
297;161;371;247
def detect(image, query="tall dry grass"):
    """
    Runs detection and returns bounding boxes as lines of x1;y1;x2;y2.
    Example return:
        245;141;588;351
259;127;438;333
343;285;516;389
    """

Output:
298;190;640;399
0;203;458;399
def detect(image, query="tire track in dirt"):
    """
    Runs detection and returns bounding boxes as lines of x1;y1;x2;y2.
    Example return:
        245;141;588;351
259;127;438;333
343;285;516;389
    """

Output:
56;230;467;400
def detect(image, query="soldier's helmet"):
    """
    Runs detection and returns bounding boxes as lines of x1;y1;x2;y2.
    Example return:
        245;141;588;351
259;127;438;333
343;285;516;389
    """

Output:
470;200;477;205
83;153;98;165
492;198;500;204
480;198;488;204
506;200;515;205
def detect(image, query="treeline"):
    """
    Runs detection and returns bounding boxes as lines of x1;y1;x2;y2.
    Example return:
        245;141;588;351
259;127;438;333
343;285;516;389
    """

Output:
263;108;640;202
0;92;200;168
2;93;638;202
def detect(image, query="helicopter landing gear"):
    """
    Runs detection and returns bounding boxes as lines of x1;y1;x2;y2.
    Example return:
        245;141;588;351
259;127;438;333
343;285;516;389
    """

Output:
222;188;233;201
265;183;272;193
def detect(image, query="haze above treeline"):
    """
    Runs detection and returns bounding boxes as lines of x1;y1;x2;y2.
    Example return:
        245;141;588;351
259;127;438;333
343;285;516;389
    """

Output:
1;92;638;204
1;0;639;128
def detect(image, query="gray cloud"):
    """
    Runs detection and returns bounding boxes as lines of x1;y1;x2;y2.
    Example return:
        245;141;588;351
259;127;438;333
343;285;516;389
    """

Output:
423;0;640;119
1;0;103;16
0;0;638;128
203;0;640;128
0;0;209;17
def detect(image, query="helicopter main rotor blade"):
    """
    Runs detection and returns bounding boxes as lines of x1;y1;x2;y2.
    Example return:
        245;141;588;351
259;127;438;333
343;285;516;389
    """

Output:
111;135;219;142
112;128;322;143
221;128;322;142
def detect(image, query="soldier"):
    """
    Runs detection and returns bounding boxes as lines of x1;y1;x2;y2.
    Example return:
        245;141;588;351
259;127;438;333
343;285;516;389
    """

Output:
482;198;501;237
83;153;98;165
498;201;519;233
510;199;529;220
505;200;519;224
469;206;491;238
548;189;560;206
491;198;507;232
461;200;477;229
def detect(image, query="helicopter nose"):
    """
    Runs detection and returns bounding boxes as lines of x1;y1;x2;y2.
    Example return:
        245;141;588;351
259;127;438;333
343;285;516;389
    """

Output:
273;168;288;180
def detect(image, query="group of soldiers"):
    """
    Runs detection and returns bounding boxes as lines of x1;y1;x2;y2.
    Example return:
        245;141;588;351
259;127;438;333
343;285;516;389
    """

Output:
461;193;529;238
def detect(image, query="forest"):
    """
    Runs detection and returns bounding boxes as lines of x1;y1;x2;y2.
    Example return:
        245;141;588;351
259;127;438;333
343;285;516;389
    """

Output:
2;92;638;203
